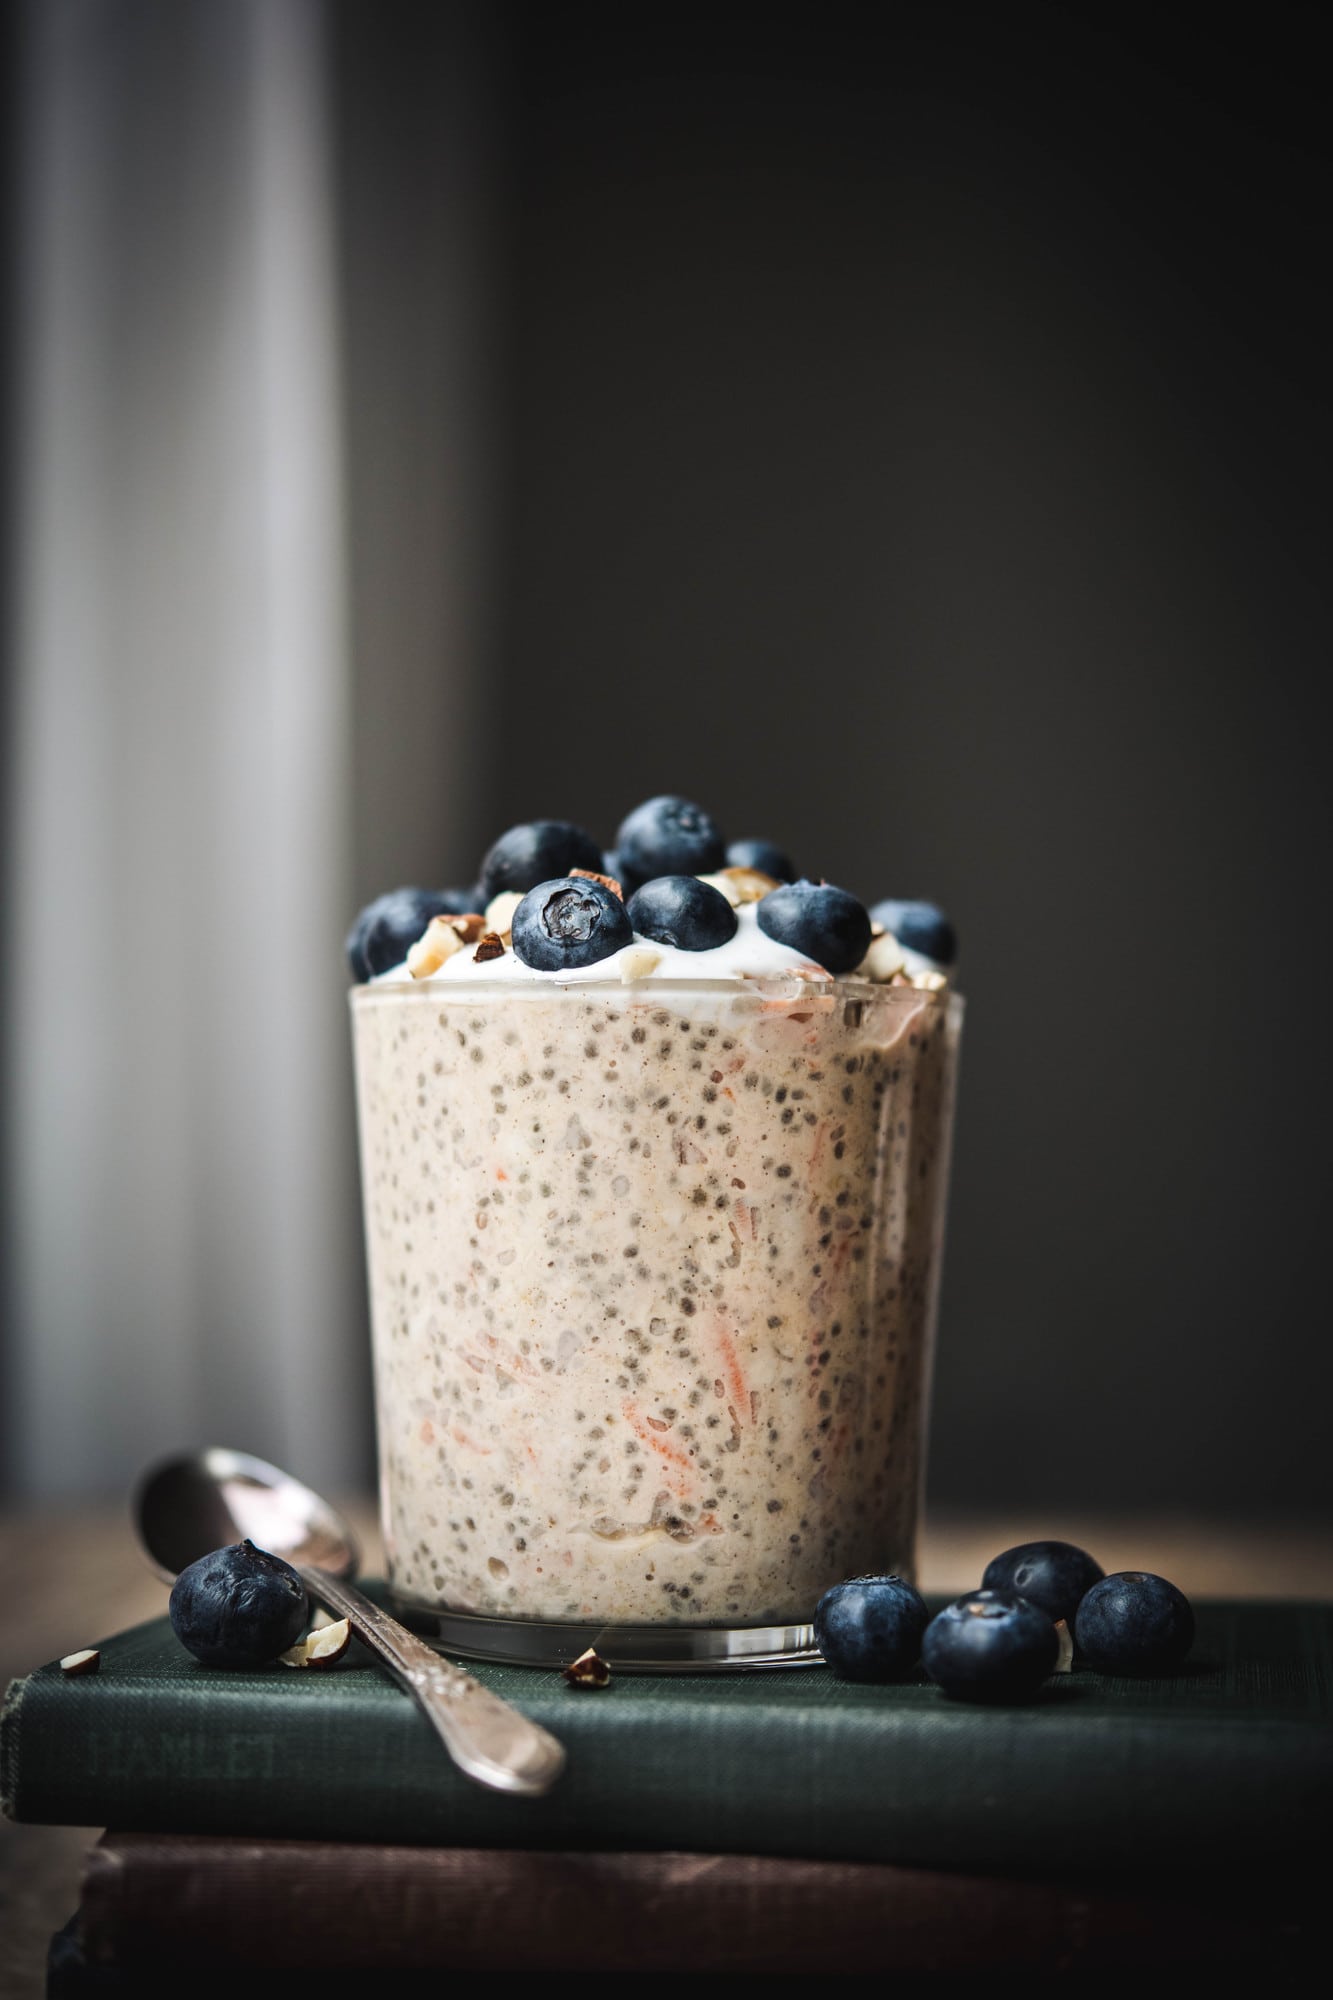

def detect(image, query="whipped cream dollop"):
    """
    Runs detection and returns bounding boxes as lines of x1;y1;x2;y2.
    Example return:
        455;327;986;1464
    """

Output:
374;900;827;987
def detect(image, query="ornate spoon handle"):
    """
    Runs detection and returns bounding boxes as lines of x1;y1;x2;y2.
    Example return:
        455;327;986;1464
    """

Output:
299;1567;566;1796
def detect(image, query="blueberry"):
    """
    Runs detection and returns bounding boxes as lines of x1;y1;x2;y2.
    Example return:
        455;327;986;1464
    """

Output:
479;820;603;900
813;1574;930;1683
168;1540;309;1669
1074;1572;1195;1675
922;1590;1060;1702
345;887;465;982
602;850;625;885
615;796;726;887
981;1540;1105;1626
626;875;738;952
511;876;634;970
868;899;957;966
756;880;871;975
437;884;485;916
726;838;795;882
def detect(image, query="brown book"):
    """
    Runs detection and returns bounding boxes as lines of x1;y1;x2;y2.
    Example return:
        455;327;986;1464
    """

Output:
77;1832;1314;1973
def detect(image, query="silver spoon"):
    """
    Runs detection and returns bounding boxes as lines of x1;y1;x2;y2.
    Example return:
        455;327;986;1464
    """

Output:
133;1445;565;1797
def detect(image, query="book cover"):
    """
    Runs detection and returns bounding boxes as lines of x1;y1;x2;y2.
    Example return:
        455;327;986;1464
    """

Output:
5;1598;1331;1874
67;1831;1320;1973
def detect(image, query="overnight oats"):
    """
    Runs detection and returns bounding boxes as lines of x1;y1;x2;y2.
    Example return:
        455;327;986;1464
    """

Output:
348;799;962;1668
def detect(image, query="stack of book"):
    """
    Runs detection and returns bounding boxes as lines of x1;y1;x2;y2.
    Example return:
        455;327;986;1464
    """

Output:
5;1595;1330;1983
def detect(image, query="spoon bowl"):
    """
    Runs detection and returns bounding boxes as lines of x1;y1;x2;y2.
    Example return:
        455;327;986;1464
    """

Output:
135;1446;359;1583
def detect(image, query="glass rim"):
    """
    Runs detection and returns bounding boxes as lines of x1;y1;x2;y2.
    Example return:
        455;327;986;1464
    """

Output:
350;974;963;1010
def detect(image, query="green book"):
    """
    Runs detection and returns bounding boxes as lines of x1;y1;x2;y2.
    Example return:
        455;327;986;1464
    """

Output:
5;1597;1330;1874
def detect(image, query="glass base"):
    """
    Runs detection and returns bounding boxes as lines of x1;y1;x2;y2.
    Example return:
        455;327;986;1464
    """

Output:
391;1595;823;1673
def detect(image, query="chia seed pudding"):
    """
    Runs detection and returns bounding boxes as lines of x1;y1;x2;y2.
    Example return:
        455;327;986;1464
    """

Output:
347;802;962;1647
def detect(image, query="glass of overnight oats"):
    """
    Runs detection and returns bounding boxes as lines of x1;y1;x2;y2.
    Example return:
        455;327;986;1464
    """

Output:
348;799;962;1670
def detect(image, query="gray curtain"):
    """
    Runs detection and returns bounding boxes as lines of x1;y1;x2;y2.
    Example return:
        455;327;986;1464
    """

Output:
3;0;500;1500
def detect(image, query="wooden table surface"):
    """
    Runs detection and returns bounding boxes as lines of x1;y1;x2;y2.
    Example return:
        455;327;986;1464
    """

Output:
3;1505;1329;1995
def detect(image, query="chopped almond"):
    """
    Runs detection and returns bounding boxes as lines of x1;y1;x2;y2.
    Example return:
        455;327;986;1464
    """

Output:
570;867;623;900
698;867;780;908
562;1646;611;1689
408;915;467;978
618;946;662;982
857;933;906;983
483;890;524;941
280;1618;351;1669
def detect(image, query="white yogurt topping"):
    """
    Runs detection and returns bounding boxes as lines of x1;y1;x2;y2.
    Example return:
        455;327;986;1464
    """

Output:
374;900;826;987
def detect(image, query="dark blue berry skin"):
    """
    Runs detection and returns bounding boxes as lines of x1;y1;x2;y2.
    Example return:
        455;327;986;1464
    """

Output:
814;1575;930;1683
615;796;726;887
726;838;795;882
511;876;634;970
626;875;738;952
169;1540;308;1669
1074;1572;1195;1675
602;850;625;885
756;880;872;975
922;1590;1060;1702
981;1541;1105;1626
479;820;603;900
345;887;462;982
869;899;958;966
438;884;485;916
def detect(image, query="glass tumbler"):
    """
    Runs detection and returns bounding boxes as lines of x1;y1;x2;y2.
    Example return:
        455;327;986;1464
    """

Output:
351;971;962;1669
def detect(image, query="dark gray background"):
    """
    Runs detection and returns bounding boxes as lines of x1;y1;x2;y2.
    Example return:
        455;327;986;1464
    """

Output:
336;1;1331;1517
3;3;1325;1516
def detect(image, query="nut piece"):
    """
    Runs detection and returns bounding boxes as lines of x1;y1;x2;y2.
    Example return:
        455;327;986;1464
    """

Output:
570;866;623;900
911;967;950;992
1053;1619;1074;1673
618;946;663;983
407;915;467;979
483;889;524;941
279;1617;351;1670
698;866;780;908
562;1646;611;1689
59;1648;100;1676
857;932;907;983
473;931;506;964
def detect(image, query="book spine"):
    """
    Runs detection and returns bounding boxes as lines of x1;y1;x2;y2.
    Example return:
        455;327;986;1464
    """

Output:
77;1834;1313;1973
6;1663;1332;1872
0;1674;26;1823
